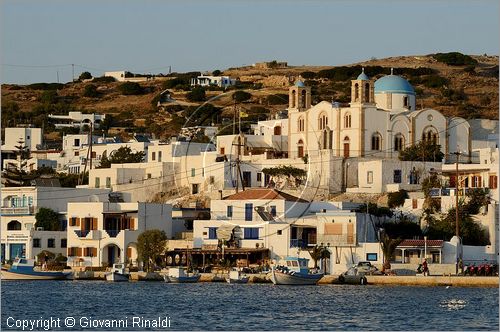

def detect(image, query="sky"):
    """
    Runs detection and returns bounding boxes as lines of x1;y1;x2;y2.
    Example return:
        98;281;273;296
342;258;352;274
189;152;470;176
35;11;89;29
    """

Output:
1;0;499;84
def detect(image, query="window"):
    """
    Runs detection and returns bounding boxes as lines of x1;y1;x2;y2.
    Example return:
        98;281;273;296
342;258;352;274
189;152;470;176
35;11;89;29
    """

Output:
366;253;378;261
318;113;328;130
158;151;162;162
191;168;196;177
422;128;438;144
297;139;304;158
393;170;402;184
354;83;359;101
208;227;217;240
344;113;351;128
245;203;253;221
106;177;111;188
220;147;225;154
147;173;152;179
152;152;156;161
7;220;21;231
367;171;373;184
364;83;370;102
227;206;233;218
95;177;100;188
244;228;259;239
403;96;409;107
472;176;482;188
371;133;381;151
277;230;282;235
409;169;420;185
298;116;305;132
192;184;199;194
47;239;55;248
270;206;277;217
74;139;80;146
91;151;96;158
257;172;262;183
33;239;41;248
60;239;67;248
394;134;404;152
489;175;498;189
75;151;79;157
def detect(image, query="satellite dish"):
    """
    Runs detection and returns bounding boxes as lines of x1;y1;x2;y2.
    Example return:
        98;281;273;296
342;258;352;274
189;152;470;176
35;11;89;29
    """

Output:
88;195;100;202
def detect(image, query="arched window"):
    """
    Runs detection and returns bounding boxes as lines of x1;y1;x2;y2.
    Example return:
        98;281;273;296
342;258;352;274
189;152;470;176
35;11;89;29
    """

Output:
301;90;307;108
297;139;304;158
371;133;382;151
364;83;370;102
422;128;438;144
297;116;304;132
291;90;296;108
344;113;351;128
318;113;328;130
7;220;21;231
394;134;405;152
354;83;359;101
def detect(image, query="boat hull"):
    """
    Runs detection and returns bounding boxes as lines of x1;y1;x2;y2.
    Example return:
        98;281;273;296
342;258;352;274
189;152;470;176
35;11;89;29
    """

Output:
226;277;250;284
1;269;70;280
105;272;129;282
164;275;200;283
270;269;323;285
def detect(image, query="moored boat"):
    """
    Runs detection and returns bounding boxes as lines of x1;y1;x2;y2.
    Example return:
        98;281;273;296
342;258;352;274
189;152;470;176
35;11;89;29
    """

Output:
105;264;129;282
164;267;200;283
1;258;71;280
270;257;323;285
226;269;250;284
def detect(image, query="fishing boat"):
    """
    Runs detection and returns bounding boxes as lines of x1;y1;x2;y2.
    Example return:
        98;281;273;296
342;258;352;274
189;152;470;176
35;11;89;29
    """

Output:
1;258;71;280
270;257;323;285
164;267;200;283
226;269;250;284
105;263;129;282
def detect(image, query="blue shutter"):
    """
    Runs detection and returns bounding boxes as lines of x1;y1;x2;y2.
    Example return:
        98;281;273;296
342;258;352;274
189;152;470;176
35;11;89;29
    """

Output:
245;203;253;221
227;206;233;218
244;228;259;239
208;227;217;239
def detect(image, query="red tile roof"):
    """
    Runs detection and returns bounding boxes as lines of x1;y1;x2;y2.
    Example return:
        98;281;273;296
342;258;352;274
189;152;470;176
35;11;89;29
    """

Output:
398;239;444;248
223;188;309;202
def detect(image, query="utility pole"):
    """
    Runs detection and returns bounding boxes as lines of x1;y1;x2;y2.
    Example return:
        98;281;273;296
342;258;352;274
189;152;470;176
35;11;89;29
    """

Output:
451;150;462;274
72;64;75;82
89;122;93;170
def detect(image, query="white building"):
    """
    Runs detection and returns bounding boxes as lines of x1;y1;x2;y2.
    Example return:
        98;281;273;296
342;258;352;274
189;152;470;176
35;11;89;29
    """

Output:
192;188;379;274
66;202;184;267
190;75;236;88
1;186;109;262
104;71;152;82
1;127;43;152
48;112;106;129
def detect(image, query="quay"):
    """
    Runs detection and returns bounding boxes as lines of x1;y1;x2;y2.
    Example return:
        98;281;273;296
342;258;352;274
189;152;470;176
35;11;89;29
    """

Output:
71;270;499;287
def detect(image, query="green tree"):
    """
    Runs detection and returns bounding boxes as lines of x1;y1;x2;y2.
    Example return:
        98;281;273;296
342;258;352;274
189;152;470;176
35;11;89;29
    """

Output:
232;90;252;103
98;146;145;168
40;90;58;104
186;87;206;102
387;190;409;208
137;229;168;272
398;141;444;162
83;84;99;98
262;165;307;186
2;140;34;187
79;71;92;80
212;70;221;76
35;208;61;231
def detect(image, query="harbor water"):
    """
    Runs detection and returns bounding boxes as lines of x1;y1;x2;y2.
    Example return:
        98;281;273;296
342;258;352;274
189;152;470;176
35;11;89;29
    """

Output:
2;281;498;330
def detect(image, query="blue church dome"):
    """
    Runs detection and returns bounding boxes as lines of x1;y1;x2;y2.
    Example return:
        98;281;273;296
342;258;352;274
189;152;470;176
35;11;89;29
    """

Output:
357;68;369;80
295;80;305;87
374;75;415;95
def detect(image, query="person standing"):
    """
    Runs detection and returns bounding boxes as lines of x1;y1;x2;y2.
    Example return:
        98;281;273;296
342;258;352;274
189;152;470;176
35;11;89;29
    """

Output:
422;258;429;276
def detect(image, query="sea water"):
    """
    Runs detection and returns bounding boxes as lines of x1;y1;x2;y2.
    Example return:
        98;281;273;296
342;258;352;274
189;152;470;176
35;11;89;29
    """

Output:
1;281;498;330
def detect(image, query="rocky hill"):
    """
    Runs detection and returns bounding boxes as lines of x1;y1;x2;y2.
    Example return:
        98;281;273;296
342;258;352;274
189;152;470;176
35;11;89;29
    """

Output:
1;52;498;142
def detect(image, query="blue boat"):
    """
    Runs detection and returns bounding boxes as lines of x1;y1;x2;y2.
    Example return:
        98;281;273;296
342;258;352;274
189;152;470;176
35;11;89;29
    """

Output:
1;258;71;280
270;257;323;285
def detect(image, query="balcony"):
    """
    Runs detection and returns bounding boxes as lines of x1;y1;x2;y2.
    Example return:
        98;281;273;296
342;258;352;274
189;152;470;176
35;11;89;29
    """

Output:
74;230;91;238
1;206;35;215
73;230;102;240
290;239;314;249
105;230;121;238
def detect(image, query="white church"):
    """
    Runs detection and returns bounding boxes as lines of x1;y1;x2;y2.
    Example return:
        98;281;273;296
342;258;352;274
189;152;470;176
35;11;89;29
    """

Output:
285;69;471;161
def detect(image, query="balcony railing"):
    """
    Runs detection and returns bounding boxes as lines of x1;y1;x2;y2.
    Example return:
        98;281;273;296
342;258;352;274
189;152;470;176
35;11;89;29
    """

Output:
105;230;121;238
290;239;315;249
429;187;490;197
1;206;35;215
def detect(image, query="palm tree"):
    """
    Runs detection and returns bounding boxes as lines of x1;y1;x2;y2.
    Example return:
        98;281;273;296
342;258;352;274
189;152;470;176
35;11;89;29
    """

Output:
379;231;403;272
309;245;330;269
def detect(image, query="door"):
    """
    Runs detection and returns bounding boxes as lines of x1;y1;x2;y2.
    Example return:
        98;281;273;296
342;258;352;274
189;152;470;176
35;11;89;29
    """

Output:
9;244;25;260
242;171;251;187
108;246;115;266
343;143;350;158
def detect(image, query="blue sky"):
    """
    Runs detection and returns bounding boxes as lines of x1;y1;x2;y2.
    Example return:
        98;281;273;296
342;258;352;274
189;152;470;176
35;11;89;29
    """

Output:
1;0;499;84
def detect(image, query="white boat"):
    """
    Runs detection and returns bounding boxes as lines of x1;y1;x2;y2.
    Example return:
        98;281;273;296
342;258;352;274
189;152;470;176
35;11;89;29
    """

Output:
270;257;324;285
105;264;129;282
164;267;200;283
1;258;71;280
226;269;250;284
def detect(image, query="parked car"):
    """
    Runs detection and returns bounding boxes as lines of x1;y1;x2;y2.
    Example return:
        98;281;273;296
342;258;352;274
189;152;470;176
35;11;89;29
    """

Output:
338;262;382;285
355;261;383;275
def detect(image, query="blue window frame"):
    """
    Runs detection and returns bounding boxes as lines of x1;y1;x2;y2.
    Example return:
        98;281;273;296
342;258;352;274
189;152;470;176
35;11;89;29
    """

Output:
208;227;217;239
245;203;253;221
227;206;233;218
366;253;378;261
244;228;259;239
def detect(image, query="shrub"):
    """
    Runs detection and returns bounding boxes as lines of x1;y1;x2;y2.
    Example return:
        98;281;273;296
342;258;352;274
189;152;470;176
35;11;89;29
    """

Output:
92;76;116;83
27;83;64;90
40;90;58;104
118;82;144;95
433;52;478;66
420;75;448;88
388;190;409;208
83;84;99;98
232;90;252;103
212;70;221;76
300;71;316;79
186;87;206;102
78;71;92;80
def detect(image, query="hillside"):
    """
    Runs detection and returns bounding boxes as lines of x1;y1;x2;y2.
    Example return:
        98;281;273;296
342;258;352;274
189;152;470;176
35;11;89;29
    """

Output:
1;52;498;142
